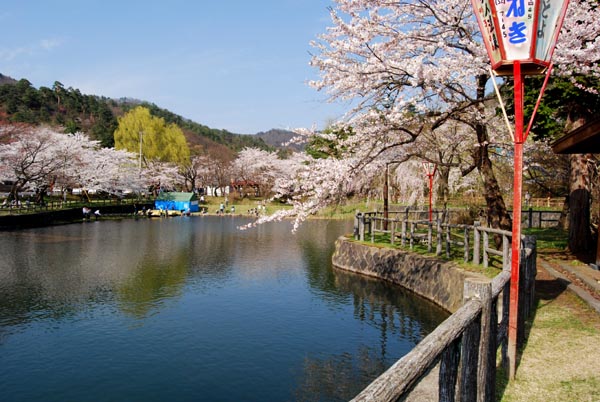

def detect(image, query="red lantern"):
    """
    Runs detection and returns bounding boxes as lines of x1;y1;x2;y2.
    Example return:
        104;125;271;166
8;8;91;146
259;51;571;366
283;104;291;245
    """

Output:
472;0;570;76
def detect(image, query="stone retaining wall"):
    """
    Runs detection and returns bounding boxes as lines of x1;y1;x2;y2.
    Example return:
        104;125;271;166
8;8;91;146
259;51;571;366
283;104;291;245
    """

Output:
332;236;485;313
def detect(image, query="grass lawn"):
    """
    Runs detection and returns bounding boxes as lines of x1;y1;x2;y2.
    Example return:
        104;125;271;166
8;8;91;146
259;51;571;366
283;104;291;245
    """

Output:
523;227;568;251
498;266;600;401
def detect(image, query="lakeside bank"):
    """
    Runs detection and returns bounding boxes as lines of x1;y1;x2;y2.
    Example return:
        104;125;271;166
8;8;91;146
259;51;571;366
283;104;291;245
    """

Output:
332;235;600;401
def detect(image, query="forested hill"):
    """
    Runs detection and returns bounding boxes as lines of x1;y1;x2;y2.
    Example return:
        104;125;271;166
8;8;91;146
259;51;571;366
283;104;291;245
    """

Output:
0;74;17;85
133;101;270;153
255;129;304;151
0;74;270;154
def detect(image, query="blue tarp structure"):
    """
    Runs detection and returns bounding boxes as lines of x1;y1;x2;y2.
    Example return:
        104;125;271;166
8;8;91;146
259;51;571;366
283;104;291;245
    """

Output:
154;192;199;212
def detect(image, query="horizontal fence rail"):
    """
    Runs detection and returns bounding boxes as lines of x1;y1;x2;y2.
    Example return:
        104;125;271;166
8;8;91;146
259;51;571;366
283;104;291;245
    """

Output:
0;198;145;215
356;210;514;271
351;210;537;401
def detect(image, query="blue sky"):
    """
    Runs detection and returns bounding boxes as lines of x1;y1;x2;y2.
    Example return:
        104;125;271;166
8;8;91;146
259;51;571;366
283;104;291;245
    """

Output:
0;1;348;134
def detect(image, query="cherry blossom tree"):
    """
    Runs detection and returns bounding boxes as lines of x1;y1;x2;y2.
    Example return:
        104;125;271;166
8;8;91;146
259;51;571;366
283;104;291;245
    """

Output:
232;147;284;198
144;160;182;194
262;0;600;232
0;125;171;202
0;126;74;202
184;154;217;194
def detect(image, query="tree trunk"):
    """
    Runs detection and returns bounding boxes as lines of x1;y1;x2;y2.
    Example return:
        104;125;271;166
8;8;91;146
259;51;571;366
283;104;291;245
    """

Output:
436;165;450;208
568;153;593;254
8;180;25;202
477;146;512;232
557;194;569;230
474;74;512;238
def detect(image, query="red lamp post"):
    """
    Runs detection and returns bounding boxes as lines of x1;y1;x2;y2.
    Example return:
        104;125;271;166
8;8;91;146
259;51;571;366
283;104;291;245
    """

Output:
422;162;437;223
471;0;570;378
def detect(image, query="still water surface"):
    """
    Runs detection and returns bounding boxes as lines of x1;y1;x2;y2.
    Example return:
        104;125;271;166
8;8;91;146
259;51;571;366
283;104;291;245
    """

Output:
0;217;448;401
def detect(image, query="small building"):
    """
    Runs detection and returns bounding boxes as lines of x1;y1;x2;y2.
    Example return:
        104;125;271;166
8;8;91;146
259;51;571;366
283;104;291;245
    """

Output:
155;192;199;213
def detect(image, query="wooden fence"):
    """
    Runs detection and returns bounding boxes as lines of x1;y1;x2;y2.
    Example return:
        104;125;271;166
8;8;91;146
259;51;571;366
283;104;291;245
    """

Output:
521;208;561;229
351;211;537;401
0;198;145;215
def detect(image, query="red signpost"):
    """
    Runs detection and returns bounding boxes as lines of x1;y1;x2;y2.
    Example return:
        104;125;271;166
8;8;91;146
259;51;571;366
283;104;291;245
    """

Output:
470;0;570;379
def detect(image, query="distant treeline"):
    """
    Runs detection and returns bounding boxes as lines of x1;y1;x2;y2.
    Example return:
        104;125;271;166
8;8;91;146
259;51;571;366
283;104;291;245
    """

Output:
0;74;269;153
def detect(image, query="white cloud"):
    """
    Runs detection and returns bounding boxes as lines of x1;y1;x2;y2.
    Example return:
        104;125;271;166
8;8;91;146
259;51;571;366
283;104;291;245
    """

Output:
0;37;62;62
40;38;62;50
0;46;31;62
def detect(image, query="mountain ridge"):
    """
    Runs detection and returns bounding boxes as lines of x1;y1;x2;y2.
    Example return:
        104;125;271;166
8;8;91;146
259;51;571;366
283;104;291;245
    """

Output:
0;73;297;155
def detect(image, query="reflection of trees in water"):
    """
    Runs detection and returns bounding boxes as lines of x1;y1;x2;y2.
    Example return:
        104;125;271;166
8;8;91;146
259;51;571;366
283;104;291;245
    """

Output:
297;220;448;341
0;222;195;326
293;271;448;402
334;269;448;345
294;347;388;402
296;221;448;400
115;219;243;318
115;251;189;319
297;221;352;298
0;282;79;343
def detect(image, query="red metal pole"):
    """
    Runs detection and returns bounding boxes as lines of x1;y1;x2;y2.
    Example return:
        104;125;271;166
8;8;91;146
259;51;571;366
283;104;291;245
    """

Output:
508;61;524;379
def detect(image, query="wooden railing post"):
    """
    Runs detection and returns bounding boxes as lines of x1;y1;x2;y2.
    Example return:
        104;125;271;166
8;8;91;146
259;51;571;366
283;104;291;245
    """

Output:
446;224;451;259
401;219;407;247
459;279;485;402
354;211;362;240
503;234;510;271
464;226;470;263
475;280;493;402
358;213;365;241
371;218;375;243
524;235;537;314
437;218;443;256
518;235;537;346
428;221;433;253
391;220;396;245
473;221;481;266
439;338;460;402
482;230;489;268
501;270;511;372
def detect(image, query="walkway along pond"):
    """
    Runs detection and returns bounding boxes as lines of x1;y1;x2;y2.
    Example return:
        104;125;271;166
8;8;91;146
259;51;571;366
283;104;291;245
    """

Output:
335;212;537;401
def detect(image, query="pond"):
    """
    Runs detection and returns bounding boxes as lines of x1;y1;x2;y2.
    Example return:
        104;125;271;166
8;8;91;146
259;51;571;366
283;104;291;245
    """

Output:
0;216;448;401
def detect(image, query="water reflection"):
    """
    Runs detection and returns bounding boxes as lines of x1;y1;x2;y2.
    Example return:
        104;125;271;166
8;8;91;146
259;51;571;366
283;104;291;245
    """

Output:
294;221;447;401
0;218;448;402
294;347;389;402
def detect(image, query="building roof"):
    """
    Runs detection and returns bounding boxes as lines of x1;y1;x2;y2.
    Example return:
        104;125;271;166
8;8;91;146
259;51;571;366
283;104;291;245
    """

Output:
156;192;197;202
552;119;600;154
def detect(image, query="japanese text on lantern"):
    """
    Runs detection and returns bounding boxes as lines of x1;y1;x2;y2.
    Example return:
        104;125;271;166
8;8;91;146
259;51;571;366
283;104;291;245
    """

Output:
473;0;503;64
535;0;562;61
496;0;536;60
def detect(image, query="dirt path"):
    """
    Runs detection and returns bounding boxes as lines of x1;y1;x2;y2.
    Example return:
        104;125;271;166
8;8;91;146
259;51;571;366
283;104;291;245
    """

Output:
498;262;600;401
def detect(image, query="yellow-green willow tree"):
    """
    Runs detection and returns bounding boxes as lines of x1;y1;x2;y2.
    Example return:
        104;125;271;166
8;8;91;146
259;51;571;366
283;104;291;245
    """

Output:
114;106;190;166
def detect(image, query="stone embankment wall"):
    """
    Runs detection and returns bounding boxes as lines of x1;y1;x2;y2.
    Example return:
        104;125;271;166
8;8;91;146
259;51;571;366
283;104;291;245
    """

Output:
332;236;485;313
